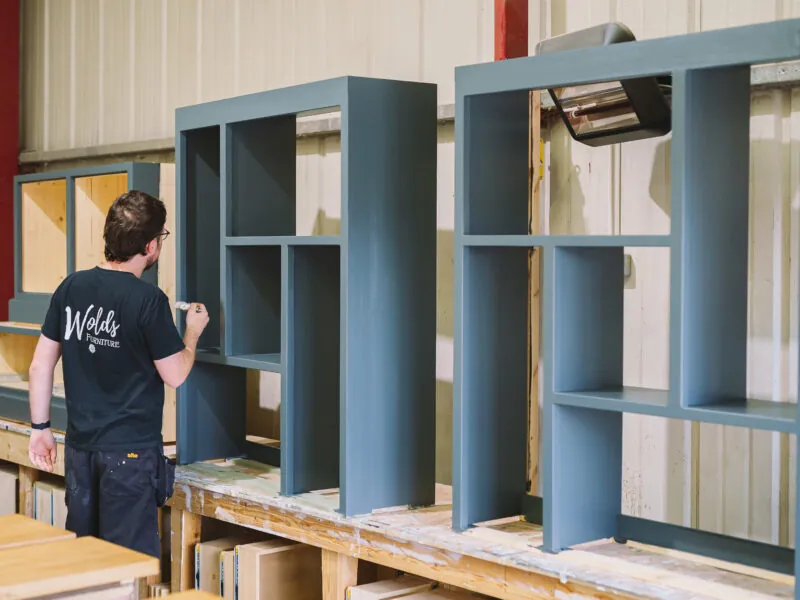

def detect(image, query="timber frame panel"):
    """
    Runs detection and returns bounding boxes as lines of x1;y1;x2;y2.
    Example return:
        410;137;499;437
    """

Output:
452;16;800;588
174;76;438;517
10;162;161;325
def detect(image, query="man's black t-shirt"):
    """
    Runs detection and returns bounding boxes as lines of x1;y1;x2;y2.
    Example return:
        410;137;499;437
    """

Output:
41;267;185;451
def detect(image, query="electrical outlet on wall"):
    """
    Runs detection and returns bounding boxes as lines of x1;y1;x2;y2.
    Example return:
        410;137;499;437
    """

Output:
624;254;632;278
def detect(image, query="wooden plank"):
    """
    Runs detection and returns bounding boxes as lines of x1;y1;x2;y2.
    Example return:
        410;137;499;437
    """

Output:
170;508;202;592
0;461;18;514
527;90;542;495
0;536;159;599
322;549;358;600
0;513;74;549
75;173;128;271
21;179;67;294
17;465;38;518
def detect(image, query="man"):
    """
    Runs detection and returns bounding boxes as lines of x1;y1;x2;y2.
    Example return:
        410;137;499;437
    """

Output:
26;189;209;558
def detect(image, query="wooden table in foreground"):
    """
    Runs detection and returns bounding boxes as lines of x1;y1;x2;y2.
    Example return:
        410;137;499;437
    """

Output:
0;513;75;549
0;532;159;599
168;459;794;600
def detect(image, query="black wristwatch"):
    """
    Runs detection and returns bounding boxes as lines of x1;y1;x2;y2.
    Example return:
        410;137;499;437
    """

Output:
31;420;50;430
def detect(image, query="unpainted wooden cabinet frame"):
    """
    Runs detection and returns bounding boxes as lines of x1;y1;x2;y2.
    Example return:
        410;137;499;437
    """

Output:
453;17;800;588
174;76;438;517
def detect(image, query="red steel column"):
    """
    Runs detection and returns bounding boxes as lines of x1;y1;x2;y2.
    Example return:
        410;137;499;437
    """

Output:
494;0;529;60
0;1;20;321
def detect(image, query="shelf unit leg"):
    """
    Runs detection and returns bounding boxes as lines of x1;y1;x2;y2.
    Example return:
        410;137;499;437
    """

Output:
170;508;202;592
18;464;39;518
322;549;359;600
542;403;622;552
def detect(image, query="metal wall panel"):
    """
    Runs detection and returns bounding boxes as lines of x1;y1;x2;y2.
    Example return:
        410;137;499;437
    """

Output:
20;0;492;153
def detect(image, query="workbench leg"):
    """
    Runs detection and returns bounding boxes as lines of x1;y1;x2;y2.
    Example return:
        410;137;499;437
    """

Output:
170;508;202;592
322;549;359;600
18;465;39;518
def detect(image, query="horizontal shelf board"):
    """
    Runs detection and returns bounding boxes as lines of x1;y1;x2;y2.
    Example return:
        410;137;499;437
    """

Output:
0;322;41;337
681;400;796;433
455;18;800;96
552;387;670;417
227;353;282;372
461;235;671;248
224;235;341;246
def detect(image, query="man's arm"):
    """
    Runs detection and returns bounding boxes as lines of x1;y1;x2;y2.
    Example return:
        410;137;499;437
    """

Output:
151;302;209;388
28;334;61;472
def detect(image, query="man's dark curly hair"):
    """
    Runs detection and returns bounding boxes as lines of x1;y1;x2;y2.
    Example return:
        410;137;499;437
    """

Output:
103;190;167;262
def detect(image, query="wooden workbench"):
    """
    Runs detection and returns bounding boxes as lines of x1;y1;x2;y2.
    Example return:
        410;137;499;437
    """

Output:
169;459;794;600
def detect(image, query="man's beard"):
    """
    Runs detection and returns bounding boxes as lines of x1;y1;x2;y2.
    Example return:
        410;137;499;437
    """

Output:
144;255;158;271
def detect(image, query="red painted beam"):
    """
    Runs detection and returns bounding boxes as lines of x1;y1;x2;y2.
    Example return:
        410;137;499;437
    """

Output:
0;1;19;321
494;0;529;60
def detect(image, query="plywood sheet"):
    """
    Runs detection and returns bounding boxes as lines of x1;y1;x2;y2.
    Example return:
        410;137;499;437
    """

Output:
347;575;434;600
0;464;18;515
21;179;67;294
75;173;128;271
33;480;53;524
0;535;158;599
236;539;322;600
0;514;74;550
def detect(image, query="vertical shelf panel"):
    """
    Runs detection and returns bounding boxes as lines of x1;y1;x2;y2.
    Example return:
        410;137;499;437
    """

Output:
542;403;622;552
453;246;529;530
225;245;281;365
184;126;222;353
228;116;296;237
679;66;751;411
341;78;437;516
283;245;341;496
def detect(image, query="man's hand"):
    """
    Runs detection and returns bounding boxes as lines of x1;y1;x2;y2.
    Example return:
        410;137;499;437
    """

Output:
29;429;57;472
185;302;209;337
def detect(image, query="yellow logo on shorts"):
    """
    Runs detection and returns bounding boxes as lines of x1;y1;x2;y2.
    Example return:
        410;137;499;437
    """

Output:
127;452;139;459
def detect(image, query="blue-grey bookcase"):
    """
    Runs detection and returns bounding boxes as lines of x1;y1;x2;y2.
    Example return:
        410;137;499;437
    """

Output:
0;161;161;430
453;17;800;585
174;76;438;517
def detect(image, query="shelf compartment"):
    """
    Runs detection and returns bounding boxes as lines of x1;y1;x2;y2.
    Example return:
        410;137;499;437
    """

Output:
0;332;67;430
177;361;248;464
551;246;670;407
227;116;296;237
283;244;341;496
20;179;67;294
453;245;530;530
225;246;282;366
183;125;222;353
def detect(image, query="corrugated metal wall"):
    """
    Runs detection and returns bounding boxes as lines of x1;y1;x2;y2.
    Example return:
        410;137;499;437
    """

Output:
20;0;492;152
18;0;800;548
